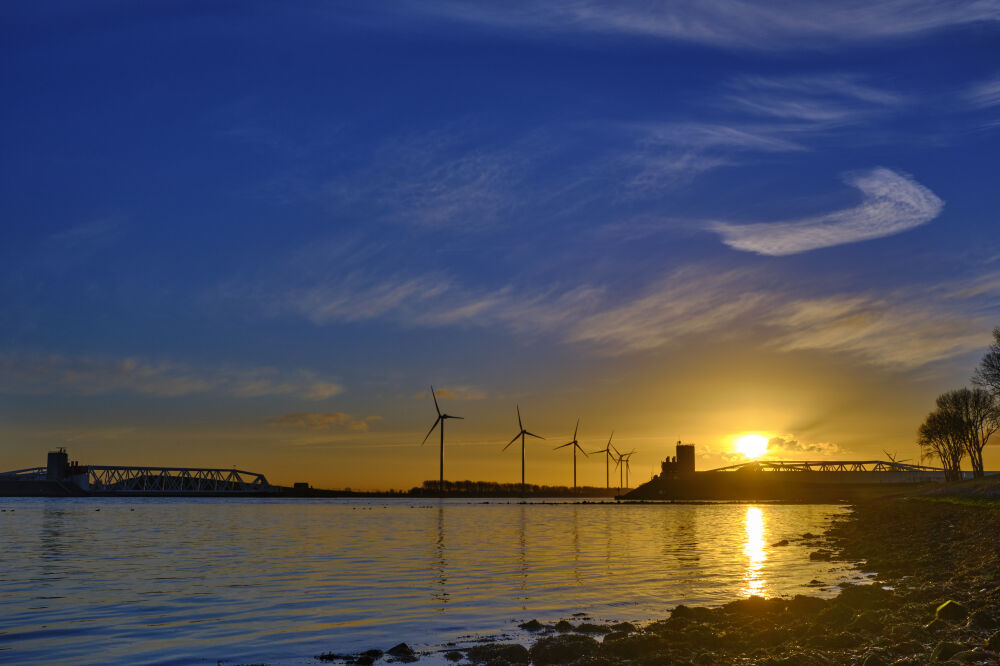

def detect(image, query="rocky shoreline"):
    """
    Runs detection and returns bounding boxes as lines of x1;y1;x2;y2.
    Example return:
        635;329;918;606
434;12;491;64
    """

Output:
321;495;1000;665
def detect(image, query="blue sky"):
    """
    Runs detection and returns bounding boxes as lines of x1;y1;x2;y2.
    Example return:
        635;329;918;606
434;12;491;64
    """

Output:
2;1;1000;488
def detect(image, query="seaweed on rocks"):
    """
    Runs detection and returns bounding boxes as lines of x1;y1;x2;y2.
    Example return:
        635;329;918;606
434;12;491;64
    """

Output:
463;643;530;665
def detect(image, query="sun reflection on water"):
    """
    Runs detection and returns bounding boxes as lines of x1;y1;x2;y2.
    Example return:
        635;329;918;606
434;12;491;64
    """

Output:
742;506;767;597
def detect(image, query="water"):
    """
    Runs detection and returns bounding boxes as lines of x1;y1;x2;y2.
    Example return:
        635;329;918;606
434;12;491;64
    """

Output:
0;498;868;665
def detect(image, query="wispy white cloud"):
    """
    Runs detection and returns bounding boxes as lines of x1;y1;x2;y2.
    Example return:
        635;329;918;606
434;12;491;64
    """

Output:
625;152;736;193
725;74;906;125
326;130;532;230
241;255;999;369
293;273;453;325
269;412;374;431
965;75;1000;109
412;386;488;401
617;76;906;195
767;436;841;457
0;353;344;400
49;218;121;245
281;271;602;339
617;122;807;196
636;122;806;152
768;294;990;367
396;1;1000;50
568;269;766;351
709;168;944;255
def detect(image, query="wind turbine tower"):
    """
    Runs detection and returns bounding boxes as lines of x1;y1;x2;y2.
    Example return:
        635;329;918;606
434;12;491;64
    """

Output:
421;386;464;494
503;405;544;494
620;450;636;490
590;432;617;489
553;419;588;490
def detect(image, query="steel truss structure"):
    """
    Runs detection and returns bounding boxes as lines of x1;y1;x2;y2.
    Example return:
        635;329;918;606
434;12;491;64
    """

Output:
1;464;275;494
0;467;47;480
709;460;945;473
86;466;274;493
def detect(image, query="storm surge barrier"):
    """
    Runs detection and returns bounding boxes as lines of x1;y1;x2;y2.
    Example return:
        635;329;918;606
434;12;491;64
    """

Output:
85;466;274;494
708;460;945;473
2;451;277;495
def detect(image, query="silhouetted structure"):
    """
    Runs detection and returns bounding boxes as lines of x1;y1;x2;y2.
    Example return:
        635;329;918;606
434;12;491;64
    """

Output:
590;432;617;489
502;405;544;494
625;442;988;501
421;386;464;494
660;442;696;478
553;419;588;490
1;448;275;496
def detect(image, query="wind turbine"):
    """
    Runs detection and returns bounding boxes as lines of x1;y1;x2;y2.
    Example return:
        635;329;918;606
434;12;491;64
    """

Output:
590;432;617;489
612;445;635;495
613;447;623;495
619;450;636;490
503;405;544;494
421;386;463;494
553;419;588;491
883;449;911;468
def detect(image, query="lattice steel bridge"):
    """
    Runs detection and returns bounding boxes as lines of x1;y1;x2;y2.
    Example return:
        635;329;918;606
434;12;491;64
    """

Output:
708;459;944;473
1;449;277;495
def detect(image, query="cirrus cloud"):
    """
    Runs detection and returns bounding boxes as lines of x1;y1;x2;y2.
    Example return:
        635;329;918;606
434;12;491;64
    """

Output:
269;412;374;432
412;386;488;401
767;436;841;457
391;1;1000;51
0;353;344;400
709;168;944;256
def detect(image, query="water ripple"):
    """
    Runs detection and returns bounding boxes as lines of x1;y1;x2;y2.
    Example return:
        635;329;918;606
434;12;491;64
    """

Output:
0;498;866;664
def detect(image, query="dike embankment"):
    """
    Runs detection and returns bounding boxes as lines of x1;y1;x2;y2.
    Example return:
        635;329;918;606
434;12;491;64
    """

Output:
325;481;1000;665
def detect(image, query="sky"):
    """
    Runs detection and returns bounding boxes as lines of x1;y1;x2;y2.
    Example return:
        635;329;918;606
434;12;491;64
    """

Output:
2;1;1000;490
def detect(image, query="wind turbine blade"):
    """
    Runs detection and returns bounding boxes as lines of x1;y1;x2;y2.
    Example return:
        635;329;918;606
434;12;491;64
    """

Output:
573;419;579;441
607;431;614;447
524;431;544;440
554;442;573;450
576;443;589;457
503;433;521;450
517;404;523;431
588;447;607;455
430;385;441;417
421;417;442;445
448;415;465;420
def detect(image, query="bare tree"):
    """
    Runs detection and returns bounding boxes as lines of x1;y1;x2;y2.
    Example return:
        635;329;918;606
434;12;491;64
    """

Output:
940;388;1000;477
918;408;966;482
927;388;1000;478
973;326;1000;398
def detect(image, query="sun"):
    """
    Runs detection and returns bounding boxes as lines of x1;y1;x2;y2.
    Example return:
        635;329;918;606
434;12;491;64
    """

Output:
735;434;769;459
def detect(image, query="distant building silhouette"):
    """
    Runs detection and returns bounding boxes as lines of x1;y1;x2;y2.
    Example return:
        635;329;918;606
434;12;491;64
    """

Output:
661;442;696;479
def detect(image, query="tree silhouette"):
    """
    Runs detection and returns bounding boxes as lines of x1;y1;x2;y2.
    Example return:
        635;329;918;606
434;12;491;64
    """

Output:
918;407;966;481
973;326;1000;398
920;388;1000;479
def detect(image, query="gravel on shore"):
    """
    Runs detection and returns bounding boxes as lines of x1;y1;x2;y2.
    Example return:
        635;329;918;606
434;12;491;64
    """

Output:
326;495;1000;665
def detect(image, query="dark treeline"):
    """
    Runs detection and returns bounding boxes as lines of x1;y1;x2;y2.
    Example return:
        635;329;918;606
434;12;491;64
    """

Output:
919;327;1000;479
409;480;621;497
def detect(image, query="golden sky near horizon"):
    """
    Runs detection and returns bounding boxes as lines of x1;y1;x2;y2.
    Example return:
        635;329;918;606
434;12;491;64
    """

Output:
4;342;997;491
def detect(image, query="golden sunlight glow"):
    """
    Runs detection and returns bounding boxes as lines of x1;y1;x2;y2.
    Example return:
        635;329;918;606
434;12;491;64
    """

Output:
735;433;769;459
742;506;767;597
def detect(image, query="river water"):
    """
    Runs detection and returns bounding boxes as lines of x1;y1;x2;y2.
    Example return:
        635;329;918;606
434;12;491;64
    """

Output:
0;498;869;665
